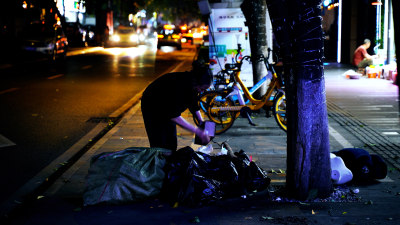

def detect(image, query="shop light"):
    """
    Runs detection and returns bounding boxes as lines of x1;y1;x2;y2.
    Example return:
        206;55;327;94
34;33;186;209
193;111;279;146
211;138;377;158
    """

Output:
163;24;175;30
371;1;382;6
328;2;339;10
180;25;187;31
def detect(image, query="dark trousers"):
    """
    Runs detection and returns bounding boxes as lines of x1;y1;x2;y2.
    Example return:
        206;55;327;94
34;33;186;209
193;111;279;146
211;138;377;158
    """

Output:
357;58;373;69
142;104;177;151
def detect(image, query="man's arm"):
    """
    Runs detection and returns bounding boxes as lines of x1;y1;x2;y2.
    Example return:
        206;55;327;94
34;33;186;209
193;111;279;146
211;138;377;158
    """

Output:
171;116;210;143
194;110;205;125
361;47;372;59
171;116;197;133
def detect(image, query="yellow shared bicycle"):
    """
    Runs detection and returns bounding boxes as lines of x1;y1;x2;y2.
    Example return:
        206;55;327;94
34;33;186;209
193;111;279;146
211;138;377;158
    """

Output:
195;46;287;134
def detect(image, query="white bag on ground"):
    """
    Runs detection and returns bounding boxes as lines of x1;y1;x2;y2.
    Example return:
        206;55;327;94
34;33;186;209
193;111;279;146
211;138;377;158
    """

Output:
330;153;353;184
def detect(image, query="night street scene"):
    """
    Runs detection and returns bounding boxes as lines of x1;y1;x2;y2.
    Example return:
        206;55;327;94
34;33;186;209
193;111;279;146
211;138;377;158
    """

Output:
0;0;400;224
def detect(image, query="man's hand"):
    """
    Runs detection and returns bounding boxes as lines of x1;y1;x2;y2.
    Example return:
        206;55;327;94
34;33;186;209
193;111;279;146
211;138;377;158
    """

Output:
195;128;211;144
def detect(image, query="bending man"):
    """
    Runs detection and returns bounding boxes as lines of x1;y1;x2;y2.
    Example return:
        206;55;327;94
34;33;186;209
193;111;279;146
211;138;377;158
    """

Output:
141;61;212;150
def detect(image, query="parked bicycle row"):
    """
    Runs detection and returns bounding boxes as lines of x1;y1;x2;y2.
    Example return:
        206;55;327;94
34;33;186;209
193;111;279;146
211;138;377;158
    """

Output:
194;44;287;135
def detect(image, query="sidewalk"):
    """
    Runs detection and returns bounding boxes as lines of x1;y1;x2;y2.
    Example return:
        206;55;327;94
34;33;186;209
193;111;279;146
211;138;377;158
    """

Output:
3;62;400;225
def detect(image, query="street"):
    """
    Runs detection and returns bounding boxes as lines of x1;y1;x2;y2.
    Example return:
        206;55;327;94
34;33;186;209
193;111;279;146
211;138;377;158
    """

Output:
0;41;197;203
1;45;400;225
2;61;400;225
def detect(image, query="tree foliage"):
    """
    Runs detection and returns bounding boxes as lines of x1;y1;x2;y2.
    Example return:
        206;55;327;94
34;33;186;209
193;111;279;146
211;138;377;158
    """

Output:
144;0;201;23
84;0;201;25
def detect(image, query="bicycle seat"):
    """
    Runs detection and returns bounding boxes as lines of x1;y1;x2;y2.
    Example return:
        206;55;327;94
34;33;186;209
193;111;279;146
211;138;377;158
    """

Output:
225;63;239;70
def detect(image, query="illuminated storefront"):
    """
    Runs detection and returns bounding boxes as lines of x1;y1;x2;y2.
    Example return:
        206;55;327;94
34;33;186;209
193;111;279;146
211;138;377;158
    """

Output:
57;0;86;23
324;0;395;65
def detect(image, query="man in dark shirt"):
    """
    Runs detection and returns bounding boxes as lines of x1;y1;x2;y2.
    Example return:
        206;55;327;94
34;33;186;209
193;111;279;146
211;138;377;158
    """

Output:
141;62;212;150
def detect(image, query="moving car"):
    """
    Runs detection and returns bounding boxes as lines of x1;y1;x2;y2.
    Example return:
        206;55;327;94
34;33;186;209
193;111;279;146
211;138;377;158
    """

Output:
190;27;205;45
20;22;68;61
156;24;182;50
108;26;139;47
137;24;151;45
180;24;193;45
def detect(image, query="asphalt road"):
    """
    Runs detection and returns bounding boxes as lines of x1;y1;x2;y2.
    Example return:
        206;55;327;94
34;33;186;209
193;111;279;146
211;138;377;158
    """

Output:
0;42;196;203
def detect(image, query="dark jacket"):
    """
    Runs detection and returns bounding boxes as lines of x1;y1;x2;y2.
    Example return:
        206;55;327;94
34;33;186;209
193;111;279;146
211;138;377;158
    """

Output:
141;72;199;120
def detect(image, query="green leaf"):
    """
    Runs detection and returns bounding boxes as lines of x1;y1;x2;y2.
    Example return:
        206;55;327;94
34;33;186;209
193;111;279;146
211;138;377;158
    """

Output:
299;202;310;205
261;216;274;220
190;216;200;223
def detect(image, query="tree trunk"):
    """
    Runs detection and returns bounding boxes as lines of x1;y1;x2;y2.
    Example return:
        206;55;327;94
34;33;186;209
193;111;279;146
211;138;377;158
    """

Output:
266;0;332;200
240;0;268;99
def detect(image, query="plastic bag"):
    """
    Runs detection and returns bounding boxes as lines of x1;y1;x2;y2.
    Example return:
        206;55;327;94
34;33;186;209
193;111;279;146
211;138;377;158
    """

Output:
161;146;270;206
83;147;171;206
333;148;387;182
330;153;353;184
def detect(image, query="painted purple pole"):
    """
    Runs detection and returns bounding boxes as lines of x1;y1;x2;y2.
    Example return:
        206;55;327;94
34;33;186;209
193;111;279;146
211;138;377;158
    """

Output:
266;0;332;200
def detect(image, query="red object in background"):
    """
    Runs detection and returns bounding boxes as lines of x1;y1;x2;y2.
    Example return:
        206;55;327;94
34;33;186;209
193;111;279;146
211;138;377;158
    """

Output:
389;69;398;84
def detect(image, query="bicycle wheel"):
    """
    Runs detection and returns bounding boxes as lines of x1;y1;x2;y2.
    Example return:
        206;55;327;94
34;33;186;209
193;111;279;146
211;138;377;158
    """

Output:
193;91;220;126
273;92;287;132
208;93;239;134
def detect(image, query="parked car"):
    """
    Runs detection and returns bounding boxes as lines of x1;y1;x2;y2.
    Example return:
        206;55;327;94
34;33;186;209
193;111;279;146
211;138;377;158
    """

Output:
65;22;86;47
20;22;68;61
107;26;139;47
156;24;182;50
83;25;97;46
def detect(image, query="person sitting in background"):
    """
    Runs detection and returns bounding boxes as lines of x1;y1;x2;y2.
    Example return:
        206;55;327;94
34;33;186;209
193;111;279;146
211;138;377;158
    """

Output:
352;39;375;74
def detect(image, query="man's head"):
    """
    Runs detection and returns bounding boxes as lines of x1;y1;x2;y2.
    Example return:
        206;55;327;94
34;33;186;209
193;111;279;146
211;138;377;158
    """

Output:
363;39;371;49
192;60;213;93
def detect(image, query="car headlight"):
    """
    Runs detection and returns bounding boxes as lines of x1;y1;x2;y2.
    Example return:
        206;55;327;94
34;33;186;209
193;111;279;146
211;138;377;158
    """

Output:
47;42;55;49
139;34;145;41
89;31;94;39
193;33;203;39
112;35;120;42
130;34;138;42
